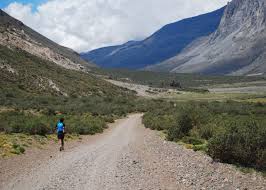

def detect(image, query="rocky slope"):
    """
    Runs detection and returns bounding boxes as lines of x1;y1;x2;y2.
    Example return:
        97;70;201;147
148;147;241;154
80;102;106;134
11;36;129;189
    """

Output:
0;9;135;115
0;44;133;99
0;9;95;71
147;0;266;76
81;8;225;69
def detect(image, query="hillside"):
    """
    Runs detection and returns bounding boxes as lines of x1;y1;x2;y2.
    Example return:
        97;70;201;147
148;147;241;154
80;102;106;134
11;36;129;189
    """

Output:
0;44;135;107
81;8;225;69
0;10;143;157
0;9;95;71
0;9;134;105
147;0;266;75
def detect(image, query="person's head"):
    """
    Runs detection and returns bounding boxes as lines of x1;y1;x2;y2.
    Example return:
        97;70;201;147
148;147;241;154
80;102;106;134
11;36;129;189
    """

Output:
60;118;64;122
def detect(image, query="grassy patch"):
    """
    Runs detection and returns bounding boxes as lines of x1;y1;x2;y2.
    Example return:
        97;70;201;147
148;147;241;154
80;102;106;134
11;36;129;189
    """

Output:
0;133;31;157
163;92;266;102
91;68;265;89
0;132;81;157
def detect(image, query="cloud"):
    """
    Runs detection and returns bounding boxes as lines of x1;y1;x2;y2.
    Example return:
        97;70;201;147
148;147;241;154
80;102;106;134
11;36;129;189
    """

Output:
4;0;229;52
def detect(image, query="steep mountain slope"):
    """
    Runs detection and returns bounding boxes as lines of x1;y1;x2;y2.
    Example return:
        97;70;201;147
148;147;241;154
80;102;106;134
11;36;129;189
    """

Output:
147;0;266;76
0;9;135;107
0;44;133;98
81;8;225;69
0;42;138;120
0;9;95;71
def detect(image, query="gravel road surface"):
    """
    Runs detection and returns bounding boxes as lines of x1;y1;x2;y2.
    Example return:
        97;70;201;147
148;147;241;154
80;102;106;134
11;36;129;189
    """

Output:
1;114;265;190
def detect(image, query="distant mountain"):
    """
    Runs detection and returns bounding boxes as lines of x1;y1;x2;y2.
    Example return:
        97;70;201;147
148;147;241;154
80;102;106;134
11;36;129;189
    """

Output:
147;0;266;76
0;9;95;71
81;7;225;69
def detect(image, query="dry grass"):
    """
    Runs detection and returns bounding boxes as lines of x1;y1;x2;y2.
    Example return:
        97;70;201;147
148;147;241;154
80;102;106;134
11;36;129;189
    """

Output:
0;133;80;157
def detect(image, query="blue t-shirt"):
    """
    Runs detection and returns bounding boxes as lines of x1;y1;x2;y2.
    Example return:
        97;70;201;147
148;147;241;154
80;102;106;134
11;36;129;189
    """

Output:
57;122;64;133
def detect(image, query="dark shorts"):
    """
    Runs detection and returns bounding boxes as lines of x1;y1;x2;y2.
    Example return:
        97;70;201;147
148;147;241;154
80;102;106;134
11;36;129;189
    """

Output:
57;131;64;140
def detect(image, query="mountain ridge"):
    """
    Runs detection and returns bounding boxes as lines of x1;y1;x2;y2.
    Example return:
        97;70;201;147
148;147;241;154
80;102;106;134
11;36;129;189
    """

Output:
81;7;225;69
0;9;96;71
147;0;266;75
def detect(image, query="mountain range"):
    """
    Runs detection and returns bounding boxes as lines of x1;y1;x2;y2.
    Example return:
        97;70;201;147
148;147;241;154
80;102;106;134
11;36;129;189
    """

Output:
81;7;225;69
147;0;266;76
82;0;266;76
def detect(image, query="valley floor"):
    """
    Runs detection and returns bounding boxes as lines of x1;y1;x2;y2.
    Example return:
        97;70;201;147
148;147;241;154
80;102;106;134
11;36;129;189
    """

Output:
0;114;265;190
107;79;266;102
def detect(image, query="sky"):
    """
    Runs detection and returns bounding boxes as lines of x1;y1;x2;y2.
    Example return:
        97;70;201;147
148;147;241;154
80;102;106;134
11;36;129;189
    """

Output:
1;0;229;52
0;0;47;10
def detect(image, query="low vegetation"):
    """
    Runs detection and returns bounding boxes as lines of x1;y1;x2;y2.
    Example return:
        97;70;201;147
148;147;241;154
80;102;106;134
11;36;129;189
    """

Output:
0;111;108;135
143;101;266;171
0;45;144;156
91;68;265;89
0;132;80;157
1;45;265;173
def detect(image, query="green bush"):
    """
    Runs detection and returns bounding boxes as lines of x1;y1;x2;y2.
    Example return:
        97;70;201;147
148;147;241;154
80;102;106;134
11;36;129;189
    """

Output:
12;144;25;154
0;112;52;135
26;122;50;136
143;101;266;171
182;136;205;145
256;150;266;171
194;123;224;140
0;109;117;136
101;115;115;123
193;144;208;152
208;121;266;170
167;112;194;141
143;113;176;131
67;114;106;135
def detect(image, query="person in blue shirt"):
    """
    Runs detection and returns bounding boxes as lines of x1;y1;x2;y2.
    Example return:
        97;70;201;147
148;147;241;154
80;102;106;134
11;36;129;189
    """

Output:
56;118;65;151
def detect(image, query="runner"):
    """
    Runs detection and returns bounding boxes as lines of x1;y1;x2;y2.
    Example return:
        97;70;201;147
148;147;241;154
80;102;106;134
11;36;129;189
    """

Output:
56;118;65;151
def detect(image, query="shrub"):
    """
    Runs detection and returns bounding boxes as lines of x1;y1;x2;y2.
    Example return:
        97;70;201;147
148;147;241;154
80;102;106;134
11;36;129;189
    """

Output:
143;100;266;171
11;144;25;154
27;122;51;136
167;112;194;141
143;113;176;131
0;111;52;135
67;114;106;135
195;123;224;140
193;144;208;152
182;136;205;145
256;150;266;170
101;115;115;123
208;121;266;170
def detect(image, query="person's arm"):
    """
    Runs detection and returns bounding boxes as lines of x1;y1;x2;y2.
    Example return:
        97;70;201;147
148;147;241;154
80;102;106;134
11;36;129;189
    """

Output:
63;123;65;133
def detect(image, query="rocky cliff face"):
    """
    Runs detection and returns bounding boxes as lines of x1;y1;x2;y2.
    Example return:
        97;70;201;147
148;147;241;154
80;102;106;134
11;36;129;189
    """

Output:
0;9;95;71
213;0;265;40
147;0;266;76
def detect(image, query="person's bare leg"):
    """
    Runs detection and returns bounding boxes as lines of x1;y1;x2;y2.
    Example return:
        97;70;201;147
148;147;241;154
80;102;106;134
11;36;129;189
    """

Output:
59;138;63;151
61;138;64;150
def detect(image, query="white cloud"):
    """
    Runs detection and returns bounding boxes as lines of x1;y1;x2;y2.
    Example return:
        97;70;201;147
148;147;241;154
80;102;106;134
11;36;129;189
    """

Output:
4;0;229;52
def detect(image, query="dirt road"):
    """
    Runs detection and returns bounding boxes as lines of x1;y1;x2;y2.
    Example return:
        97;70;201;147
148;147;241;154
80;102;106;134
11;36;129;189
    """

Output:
1;114;265;190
